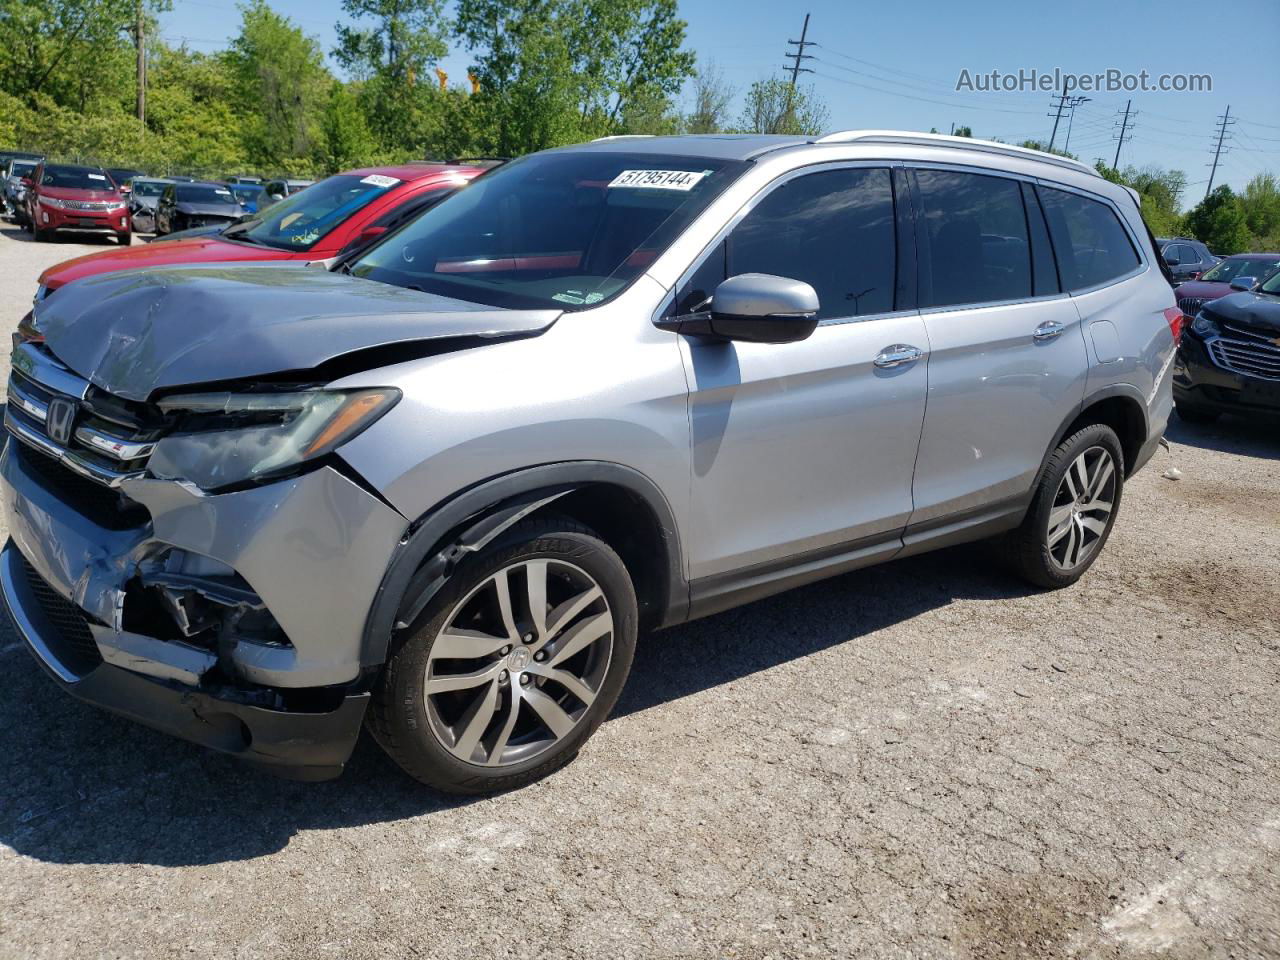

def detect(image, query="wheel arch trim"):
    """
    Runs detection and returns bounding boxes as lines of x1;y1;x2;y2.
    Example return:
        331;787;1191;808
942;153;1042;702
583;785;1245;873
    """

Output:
359;461;687;667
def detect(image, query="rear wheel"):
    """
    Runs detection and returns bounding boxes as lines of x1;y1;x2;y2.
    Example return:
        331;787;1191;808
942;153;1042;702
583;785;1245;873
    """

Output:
368;515;637;794
118;232;132;246
1007;424;1124;589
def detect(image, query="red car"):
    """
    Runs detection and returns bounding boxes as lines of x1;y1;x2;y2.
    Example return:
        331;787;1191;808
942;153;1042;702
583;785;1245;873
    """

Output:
1173;252;1280;318
36;163;486;296
24;162;131;245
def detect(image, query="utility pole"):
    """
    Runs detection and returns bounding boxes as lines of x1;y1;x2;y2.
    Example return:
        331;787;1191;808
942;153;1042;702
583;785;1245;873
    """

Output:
1112;99;1134;172
1062;95;1090;153
784;14;814;89
134;0;145;123
781;14;813;133
1047;83;1070;152
1205;105;1234;199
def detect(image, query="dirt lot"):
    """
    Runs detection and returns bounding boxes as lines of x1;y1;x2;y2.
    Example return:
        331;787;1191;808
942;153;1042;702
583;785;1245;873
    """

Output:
0;225;1277;960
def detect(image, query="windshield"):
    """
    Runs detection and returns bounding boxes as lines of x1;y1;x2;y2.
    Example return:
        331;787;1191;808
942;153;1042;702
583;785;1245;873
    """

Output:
1259;269;1280;295
229;173;402;251
41;166;114;190
176;184;240;205
1200;256;1280;284
132;180;168;198
350;151;746;310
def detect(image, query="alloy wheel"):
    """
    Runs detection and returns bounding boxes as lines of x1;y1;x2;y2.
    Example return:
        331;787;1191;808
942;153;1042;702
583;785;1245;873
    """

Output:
1047;445;1117;571
423;559;614;768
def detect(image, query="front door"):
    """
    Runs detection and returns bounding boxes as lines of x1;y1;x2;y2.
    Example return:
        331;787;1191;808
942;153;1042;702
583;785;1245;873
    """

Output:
677;166;929;585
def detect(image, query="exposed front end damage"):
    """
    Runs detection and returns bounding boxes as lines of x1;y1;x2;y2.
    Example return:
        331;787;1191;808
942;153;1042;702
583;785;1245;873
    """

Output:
0;422;408;779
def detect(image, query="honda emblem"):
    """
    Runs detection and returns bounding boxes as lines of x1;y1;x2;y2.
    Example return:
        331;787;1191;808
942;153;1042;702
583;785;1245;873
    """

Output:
45;397;77;445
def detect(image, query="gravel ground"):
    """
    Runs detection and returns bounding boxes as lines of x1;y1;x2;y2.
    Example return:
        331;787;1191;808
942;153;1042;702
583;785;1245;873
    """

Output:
0;224;1277;960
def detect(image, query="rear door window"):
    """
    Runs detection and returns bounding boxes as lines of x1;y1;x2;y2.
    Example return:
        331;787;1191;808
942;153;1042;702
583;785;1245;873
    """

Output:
914;169;1033;308
1038;187;1141;291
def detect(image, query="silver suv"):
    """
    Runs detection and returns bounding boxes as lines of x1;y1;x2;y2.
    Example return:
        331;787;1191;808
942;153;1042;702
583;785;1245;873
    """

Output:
2;132;1178;793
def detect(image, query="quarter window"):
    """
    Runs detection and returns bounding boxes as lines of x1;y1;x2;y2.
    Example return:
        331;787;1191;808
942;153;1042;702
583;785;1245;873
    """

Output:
915;169;1032;308
1039;187;1140;291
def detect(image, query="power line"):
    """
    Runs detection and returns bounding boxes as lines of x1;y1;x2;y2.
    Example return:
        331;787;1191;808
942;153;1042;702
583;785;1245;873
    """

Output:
1205;105;1234;199
811;69;1054;116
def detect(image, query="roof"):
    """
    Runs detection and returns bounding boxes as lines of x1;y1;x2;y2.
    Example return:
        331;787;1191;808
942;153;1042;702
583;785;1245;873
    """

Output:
344;162;489;182
1226;252;1280;259
573;130;1100;177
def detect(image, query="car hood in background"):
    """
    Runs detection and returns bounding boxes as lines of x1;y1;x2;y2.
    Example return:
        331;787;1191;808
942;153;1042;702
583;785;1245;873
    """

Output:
1174;279;1232;300
34;262;562;401
38;234;297;289
1201;291;1280;333
173;202;242;217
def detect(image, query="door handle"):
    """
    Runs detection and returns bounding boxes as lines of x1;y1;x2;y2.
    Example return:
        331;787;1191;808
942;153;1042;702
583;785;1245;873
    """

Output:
873;344;925;368
1033;321;1065;341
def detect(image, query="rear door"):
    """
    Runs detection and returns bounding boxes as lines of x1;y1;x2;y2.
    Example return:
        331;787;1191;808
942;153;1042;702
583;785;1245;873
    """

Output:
679;164;929;582
907;167;1088;535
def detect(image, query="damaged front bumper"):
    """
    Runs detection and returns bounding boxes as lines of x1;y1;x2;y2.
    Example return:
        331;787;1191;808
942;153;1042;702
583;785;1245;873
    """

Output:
0;437;408;778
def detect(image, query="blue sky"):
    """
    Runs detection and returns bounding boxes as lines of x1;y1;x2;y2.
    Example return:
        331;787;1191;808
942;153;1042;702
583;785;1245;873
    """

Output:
162;0;1280;203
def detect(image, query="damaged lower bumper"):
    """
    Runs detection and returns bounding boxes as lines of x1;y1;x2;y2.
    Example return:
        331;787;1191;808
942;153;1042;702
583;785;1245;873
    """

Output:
2;543;369;778
0;436;408;778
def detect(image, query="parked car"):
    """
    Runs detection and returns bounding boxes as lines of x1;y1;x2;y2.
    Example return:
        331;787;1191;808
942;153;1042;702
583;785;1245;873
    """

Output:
153;181;245;235
1173;253;1280;318
227;182;266;214
35;163;486;295
1156;236;1218;283
262;178;314;205
1174;266;1280;423
123;177;173;234
107;168;146;194
23;161;130;244
1;156;41;224
1;133;1176;793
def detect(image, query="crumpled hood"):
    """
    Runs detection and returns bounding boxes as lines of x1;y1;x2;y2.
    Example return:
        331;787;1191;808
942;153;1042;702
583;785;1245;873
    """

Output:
36;261;562;401
1202;290;1280;333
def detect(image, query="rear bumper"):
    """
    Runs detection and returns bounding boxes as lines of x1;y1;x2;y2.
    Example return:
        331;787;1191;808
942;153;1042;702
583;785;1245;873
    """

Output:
1;540;370;779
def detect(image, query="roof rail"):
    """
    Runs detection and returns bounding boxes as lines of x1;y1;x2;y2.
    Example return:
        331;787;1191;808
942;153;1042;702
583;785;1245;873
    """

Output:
590;135;655;142
812;130;1100;178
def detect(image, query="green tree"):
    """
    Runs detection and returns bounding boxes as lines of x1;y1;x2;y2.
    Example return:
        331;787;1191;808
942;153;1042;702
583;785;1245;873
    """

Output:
1096;162;1188;236
226;0;332;171
1185;185;1251;255
1240;172;1280;247
320;81;379;169
737;77;827;135
334;0;447;83
952;125;972;138
0;0;137;107
685;60;733;134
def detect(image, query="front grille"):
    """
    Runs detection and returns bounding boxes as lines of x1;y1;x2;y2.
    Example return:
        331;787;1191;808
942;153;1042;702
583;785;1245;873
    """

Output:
6;342;163;488
60;200;117;212
1208;323;1280;381
16;443;149;529
21;556;103;676
1178;296;1205;317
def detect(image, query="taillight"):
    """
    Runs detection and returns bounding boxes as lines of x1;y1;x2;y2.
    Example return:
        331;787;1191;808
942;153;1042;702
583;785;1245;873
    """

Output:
1163;306;1184;345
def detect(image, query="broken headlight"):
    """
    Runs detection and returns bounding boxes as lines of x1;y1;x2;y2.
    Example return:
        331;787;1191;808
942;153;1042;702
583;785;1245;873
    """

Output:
150;387;400;491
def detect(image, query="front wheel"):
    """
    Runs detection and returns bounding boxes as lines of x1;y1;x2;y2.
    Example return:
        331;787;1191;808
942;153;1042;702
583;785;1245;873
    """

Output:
368;515;638;794
118;232;132;246
1007;423;1124;589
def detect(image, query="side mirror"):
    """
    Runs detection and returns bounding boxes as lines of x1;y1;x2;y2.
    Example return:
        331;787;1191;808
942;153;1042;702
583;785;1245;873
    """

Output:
1229;276;1257;292
657;273;820;344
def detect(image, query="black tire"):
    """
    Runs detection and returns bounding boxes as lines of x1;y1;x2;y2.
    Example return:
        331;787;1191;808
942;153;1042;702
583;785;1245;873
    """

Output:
32;227;48;242
367;514;638;794
1175;400;1219;425
1007;423;1125;589
118;232;132;246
